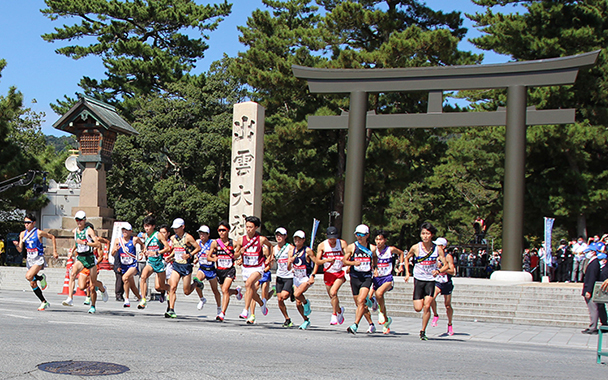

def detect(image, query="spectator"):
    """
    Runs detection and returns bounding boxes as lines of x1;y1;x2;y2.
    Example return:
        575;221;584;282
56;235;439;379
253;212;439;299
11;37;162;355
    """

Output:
0;235;5;266
581;244;607;335
530;249;540;281
556;240;572;282
523;249;531;273
459;250;468;277
572;237;587;283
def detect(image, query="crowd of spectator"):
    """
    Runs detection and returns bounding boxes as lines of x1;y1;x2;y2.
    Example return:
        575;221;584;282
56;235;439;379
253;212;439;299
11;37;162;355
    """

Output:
451;247;502;279
523;234;608;282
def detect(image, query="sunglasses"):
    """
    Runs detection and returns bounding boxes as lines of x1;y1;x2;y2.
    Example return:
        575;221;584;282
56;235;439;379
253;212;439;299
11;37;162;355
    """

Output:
218;228;228;232
355;232;367;237
24;221;32;224
75;218;85;222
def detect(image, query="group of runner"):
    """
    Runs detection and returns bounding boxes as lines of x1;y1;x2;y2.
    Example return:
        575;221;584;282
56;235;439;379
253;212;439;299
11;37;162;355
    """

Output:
15;212;456;339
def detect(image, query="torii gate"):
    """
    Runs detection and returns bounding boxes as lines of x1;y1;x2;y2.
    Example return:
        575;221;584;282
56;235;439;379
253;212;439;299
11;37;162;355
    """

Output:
293;50;599;280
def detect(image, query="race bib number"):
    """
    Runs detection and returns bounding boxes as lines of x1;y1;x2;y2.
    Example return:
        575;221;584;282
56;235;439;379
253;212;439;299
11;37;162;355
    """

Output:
217;255;232;269
377;262;391;277
243;253;258;266
355;257;371;272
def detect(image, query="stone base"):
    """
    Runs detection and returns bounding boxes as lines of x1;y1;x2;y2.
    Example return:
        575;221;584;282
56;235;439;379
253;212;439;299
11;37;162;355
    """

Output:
490;270;533;283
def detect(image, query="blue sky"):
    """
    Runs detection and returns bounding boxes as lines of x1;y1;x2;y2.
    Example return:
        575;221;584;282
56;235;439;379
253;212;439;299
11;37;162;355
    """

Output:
0;1;520;137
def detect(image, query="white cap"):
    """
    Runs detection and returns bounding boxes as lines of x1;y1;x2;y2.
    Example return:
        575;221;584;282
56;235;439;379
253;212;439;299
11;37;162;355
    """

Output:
293;230;306;239
354;224;369;235
122;223;132;231
171;218;185;229
275;227;287;235
433;237;448;247
197;225;210;233
74;210;86;220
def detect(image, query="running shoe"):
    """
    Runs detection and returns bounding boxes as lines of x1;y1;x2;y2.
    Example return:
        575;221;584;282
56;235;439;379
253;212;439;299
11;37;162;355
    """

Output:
246;314;256;324
378;311;386;325
303;299;312;317
330;314;338;325
365;297;373;308
165;309;177;318
62;298;73;307
40;274;48;291
138;298;147;309
197;297;207;310
371;296;378;312
159;292;166;303
337;307;345;325
193;277;205;290
101;286;109;302
37;301;50;311
83;297;91;306
268;285;276;300
299;320;311;330
347;324;358;335
216;312;225;322
431;315;439;327
236;286;243;301
447;324;454;336
282;319;293;328
88;306;96;314
383;317;392;335
419;330;428;341
239;308;248;319
261;298;269;316
123;300;130;308
367;324;376;333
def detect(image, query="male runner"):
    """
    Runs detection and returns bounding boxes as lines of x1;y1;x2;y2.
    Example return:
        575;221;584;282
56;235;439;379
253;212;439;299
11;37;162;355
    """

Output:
138;216;171;309
273;227;294;327
372;230;404;334
291;230;317;329
14;213;58;310
343;224;376;334
110;223;144;307
404;222;448;340
62;211;109;313
192;225;222;316
206;221;242;321
430;237;456;335
316;226;347;325
234;216;273;324
165;218;200;318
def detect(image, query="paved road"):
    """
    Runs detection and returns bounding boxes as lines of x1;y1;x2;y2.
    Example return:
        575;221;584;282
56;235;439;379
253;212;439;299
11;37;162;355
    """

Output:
0;290;605;379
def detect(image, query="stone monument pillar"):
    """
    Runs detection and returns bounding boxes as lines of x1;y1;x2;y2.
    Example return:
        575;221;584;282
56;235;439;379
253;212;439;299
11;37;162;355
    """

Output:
229;102;265;239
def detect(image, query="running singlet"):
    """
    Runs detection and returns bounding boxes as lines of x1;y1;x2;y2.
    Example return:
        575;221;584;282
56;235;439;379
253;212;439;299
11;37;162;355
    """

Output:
75;226;94;255
24;228;44;258
413;242;439;281
293;246;308;278
323;240;344;273
352;242;372;274
216;239;234;270
242;234;264;267
435;252;452;284
119;237;137;265
145;232;164;258
376;246;393;277
274;244;293;278
172;234;192;264
197;239;214;270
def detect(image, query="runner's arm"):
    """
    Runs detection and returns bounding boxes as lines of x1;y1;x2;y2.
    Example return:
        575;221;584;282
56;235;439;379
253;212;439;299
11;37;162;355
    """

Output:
434;246;448;276
233;237;243;259
186;234;201;259
404;245;416;282
13;231;25;252
342;243;360;266
392;247;405;274
38;230;58;259
206;241;218;262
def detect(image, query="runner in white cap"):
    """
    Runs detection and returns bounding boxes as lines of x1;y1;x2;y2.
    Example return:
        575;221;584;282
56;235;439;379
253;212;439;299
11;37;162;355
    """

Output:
372;230;404;334
110;222;144;307
291;230;318;329
273;227;294;327
316;226;347;326
62;211;109;313
165;218;201;318
192;224;222;316
13;213;58;310
429;237;456;335
343;224;376;334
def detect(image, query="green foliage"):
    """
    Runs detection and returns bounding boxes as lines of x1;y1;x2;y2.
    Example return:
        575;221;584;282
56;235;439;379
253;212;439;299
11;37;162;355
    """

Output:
42;0;232;112
233;0;480;243
107;57;246;231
